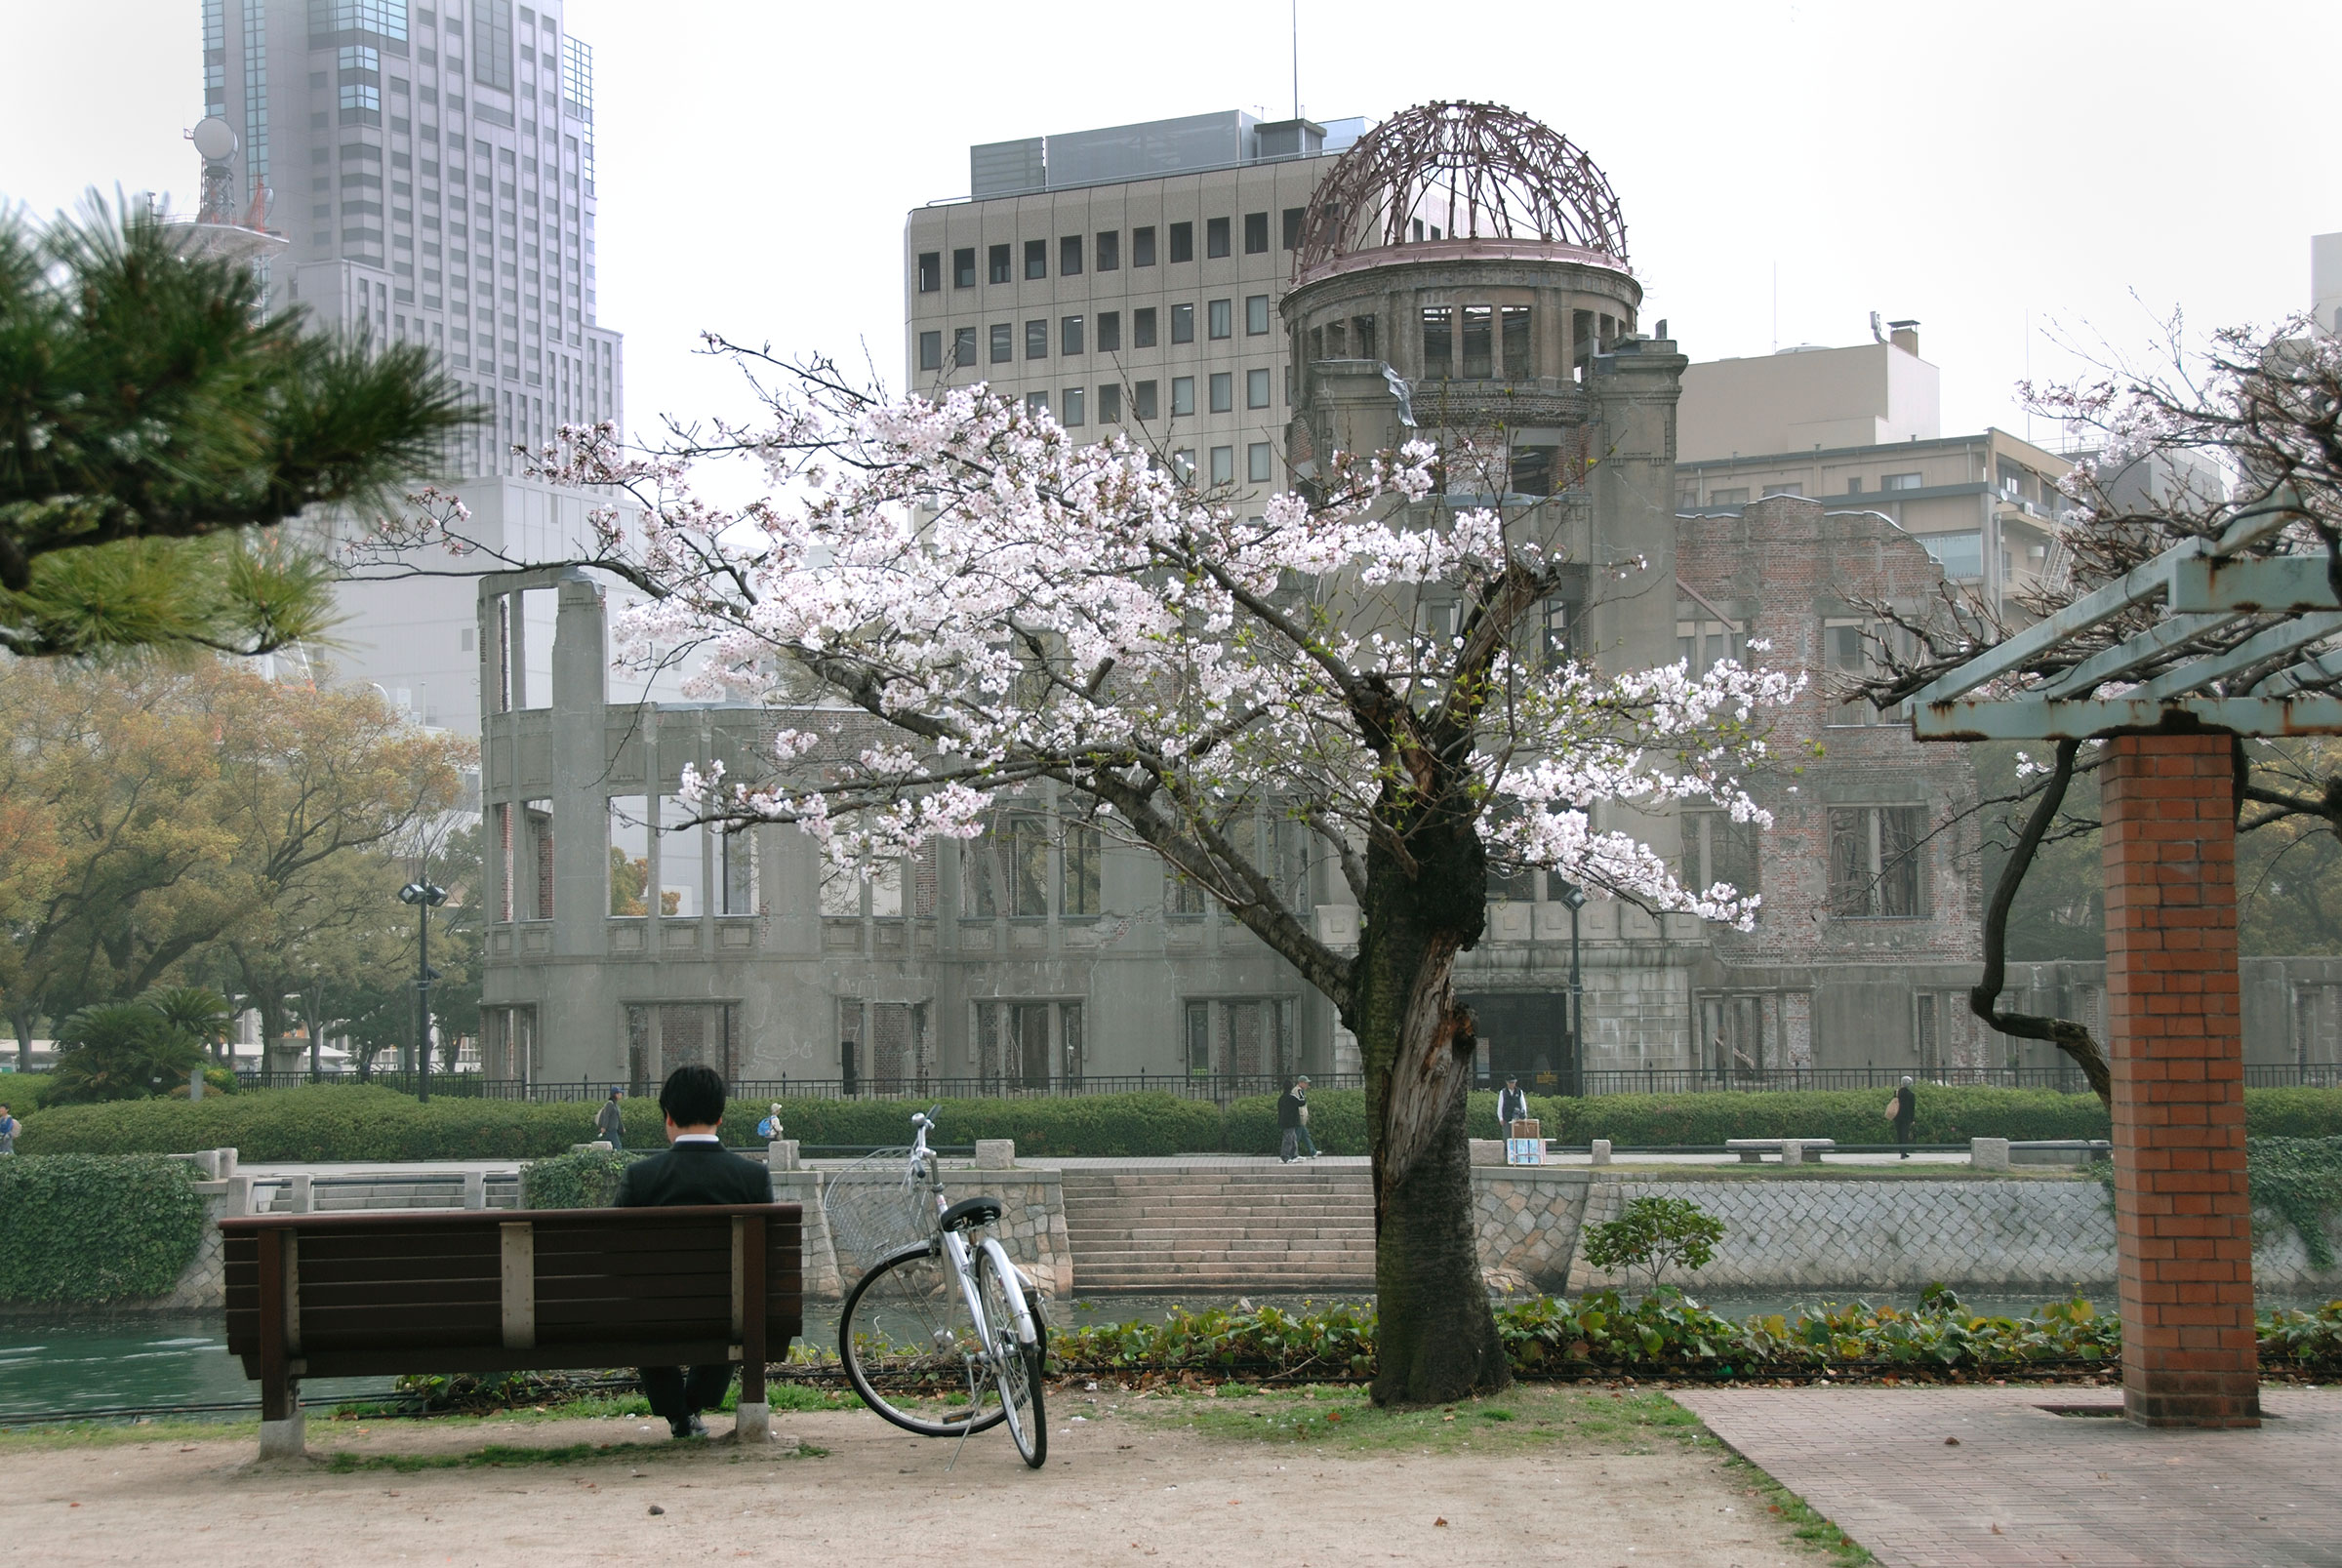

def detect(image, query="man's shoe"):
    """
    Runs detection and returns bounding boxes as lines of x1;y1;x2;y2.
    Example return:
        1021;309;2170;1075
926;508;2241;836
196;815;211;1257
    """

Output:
671;1414;708;1439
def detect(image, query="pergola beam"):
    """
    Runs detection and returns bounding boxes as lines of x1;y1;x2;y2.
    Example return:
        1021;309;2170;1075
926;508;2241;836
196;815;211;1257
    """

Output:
1913;692;2342;742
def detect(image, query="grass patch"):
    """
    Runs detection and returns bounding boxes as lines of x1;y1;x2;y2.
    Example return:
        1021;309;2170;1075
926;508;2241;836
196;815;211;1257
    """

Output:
1136;1382;1872;1564
0;1417;258;1450
322;1438;828;1472
1719;1451;1875;1566
1129;1382;1703;1457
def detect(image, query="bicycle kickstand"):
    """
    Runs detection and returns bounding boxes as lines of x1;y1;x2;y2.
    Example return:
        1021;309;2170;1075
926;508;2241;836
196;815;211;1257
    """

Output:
946;1353;984;1472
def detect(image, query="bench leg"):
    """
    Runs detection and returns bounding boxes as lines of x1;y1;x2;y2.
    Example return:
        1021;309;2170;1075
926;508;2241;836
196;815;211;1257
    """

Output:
258;1407;305;1460
733;1400;772;1444
1737;1151;1763;1164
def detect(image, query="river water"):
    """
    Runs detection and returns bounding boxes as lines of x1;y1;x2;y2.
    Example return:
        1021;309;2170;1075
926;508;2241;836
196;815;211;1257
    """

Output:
4;1286;2329;1423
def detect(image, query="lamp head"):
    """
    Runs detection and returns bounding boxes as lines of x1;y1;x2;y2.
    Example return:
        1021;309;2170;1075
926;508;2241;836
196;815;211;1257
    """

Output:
398;882;450;906
1557;882;1589;910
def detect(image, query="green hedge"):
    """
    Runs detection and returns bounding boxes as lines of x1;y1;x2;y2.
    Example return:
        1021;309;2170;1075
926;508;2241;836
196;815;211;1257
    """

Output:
12;1081;2341;1162
0;1154;207;1304
521;1147;640;1209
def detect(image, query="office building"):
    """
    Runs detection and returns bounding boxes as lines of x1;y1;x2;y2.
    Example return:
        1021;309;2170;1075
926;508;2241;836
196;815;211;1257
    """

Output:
199;0;626;735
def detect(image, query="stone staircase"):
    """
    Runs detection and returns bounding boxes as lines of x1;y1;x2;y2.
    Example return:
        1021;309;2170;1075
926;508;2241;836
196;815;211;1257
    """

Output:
1059;1163;1376;1294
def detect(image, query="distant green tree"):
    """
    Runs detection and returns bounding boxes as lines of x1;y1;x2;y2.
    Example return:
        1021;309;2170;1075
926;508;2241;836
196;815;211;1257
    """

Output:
0;196;474;658
46;1000;205;1104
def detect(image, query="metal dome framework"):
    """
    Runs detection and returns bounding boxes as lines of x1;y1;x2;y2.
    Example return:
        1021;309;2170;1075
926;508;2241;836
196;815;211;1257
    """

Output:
1294;101;1629;279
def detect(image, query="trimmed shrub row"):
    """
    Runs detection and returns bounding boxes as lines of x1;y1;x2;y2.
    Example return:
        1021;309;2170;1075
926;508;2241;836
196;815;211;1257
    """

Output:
0;1154;208;1304
10;1081;2341;1162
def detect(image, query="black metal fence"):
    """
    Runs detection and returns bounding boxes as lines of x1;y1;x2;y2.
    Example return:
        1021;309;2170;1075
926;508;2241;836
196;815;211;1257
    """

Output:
230;1062;2342;1103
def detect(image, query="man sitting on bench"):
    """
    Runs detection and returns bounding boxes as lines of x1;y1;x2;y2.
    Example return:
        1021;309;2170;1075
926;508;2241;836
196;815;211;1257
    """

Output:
619;1065;774;1438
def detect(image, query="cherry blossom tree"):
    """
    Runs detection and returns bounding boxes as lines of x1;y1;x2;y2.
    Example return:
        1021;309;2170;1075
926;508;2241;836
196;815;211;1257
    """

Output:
401;349;1799;1403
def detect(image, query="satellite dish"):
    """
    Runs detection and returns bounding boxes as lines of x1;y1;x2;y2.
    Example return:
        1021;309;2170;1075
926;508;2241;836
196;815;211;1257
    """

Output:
190;117;237;162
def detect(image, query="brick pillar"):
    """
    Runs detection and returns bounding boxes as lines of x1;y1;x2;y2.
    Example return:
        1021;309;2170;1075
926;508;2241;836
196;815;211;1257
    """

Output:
2100;732;2259;1428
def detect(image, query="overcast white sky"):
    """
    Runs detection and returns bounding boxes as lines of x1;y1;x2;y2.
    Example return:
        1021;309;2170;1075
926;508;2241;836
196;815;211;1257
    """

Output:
7;0;2339;458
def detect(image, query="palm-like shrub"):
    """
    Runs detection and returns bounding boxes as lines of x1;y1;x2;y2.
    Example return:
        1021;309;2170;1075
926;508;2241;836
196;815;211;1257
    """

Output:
46;1002;206;1104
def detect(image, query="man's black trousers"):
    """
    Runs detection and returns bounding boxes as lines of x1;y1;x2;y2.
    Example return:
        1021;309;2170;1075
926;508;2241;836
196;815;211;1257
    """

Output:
640;1364;733;1427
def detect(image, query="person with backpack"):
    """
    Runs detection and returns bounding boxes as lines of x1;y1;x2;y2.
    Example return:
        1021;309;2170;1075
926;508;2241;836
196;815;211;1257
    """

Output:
0;1103;18;1155
756;1104;785;1141
594;1089;626;1150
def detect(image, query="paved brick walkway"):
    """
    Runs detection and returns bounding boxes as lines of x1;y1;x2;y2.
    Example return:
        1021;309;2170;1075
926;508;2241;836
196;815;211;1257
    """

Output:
1674;1386;2340;1567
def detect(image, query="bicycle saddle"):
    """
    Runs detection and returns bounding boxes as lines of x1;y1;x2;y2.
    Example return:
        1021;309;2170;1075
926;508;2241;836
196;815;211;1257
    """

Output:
939;1195;1002;1233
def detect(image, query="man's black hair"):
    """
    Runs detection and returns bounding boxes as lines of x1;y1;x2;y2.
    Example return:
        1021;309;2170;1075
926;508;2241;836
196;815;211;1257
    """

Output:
659;1065;727;1128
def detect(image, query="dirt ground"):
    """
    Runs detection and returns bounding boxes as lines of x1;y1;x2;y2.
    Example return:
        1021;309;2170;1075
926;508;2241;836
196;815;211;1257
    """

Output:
0;1387;1838;1567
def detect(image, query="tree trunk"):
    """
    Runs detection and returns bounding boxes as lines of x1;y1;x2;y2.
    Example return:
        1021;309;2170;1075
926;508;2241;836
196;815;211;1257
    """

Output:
1354;801;1509;1406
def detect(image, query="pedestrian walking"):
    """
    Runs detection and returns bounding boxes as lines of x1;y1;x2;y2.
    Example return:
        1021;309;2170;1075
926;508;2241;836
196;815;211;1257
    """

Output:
1496;1073;1530;1131
756;1103;785;1140
1294;1075;1317;1158
0;1102;18;1156
1887;1075;1917;1158
1276;1075;1311;1163
594;1089;626;1150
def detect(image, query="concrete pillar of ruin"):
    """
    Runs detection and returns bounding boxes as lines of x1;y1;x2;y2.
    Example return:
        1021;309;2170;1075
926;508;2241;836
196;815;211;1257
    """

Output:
2100;731;2259;1428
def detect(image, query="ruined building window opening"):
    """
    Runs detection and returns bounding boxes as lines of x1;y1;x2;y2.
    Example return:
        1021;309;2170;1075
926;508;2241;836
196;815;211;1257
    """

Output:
626;1002;737;1092
495;802;515;922
1510;443;1556;498
1063;824;1102;918
656;794;704;917
1421;305;1453;379
1166;866;1205;919
608;795;650;917
482;1005;539;1084
1828;805;1927;919
1500;305;1531;377
1677;616;1745;676
525;798;553;919
1183;1001;1210;1074
1916;992;1941;1072
869;853;904;919
1461;305;1494;379
868;1000;931;1087
820;861;862;918
1682;810;1759;901
1824;619;1914;725
910;840;939;918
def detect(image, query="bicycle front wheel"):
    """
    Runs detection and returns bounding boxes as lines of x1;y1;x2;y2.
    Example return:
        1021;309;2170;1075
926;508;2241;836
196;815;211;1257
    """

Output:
838;1243;1006;1437
976;1241;1046;1468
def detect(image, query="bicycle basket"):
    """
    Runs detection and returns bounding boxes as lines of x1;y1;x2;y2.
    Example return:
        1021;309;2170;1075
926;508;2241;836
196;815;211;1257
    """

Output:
822;1147;933;1283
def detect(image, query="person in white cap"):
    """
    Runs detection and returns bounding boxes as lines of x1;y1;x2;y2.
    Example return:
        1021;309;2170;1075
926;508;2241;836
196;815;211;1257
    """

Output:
756;1103;785;1141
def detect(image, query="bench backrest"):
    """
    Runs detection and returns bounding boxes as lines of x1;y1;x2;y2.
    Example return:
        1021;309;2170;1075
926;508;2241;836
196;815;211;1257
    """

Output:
221;1203;801;1372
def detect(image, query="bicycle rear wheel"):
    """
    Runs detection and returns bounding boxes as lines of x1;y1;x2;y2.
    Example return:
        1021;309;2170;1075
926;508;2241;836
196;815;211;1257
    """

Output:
837;1243;1006;1437
976;1241;1046;1467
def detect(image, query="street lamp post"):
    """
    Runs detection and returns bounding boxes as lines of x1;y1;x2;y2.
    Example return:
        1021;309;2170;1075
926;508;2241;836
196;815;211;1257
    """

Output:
398;881;448;1103
1556;882;1589;1099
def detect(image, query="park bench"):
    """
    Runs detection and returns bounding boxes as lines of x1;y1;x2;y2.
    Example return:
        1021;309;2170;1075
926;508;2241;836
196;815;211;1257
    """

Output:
221;1202;801;1459
1723;1137;1835;1165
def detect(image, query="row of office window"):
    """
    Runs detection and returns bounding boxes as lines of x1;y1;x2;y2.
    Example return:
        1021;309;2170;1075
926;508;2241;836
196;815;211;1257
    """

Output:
1001;369;1277;429
916;210;1309;294
917;295;1276;371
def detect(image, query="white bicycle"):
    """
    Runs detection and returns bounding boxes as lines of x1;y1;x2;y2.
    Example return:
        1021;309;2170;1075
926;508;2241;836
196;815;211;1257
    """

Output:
830;1107;1048;1467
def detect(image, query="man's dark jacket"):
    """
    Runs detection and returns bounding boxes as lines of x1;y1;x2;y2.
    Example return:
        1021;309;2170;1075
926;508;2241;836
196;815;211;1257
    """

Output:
1276;1089;1305;1130
616;1140;774;1208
